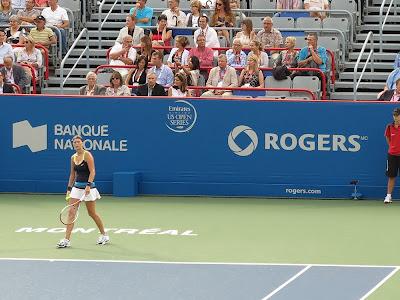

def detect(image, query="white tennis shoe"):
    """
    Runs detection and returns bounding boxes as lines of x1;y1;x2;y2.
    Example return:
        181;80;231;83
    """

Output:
97;234;110;245
384;195;393;204
56;238;71;248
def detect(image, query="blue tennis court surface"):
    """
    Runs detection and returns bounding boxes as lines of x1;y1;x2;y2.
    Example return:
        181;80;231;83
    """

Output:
0;259;397;300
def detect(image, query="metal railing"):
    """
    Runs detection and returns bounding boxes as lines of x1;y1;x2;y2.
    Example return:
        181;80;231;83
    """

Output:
60;28;90;93
98;0;125;49
379;0;398;52
353;31;374;101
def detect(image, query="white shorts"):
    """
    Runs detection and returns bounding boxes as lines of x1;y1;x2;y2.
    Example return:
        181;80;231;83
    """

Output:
70;187;101;201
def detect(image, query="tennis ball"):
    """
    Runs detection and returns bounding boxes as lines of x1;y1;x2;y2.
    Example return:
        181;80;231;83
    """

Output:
65;195;71;201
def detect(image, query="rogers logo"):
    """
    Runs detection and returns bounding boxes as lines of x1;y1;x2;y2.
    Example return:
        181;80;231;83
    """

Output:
228;125;258;156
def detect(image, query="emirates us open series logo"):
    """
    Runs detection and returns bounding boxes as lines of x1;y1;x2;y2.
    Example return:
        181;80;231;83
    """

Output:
166;100;197;133
228;125;258;156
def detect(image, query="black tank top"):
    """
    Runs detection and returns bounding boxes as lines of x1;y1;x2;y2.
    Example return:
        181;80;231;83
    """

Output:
74;155;90;182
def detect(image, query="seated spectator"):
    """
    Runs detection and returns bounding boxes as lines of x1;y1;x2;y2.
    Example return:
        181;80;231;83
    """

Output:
200;0;215;8
79;71;106;96
109;35;137;79
6;15;26;44
274;36;298;68
14;35;42;80
230;0;246;25
0;29;13;63
297;33;327;75
1;55;29;93
210;0;235;47
41;0;69;55
167;35;190;69
149;14;172;49
125;55;147;94
130;0;153;27
136;72;166;96
238;53;264;88
12;0;26;9
189;34;214;68
168;73;189;97
0;71;14;93
17;0;40;25
116;15;144;46
194;16;220;53
379;78;400;101
35;0;47;7
201;54;238;97
256;17;283;49
276;0;302;9
28;16;57;51
226;38;247;68
248;40;269;67
149;50;174;87
0;0;17;25
105;71;131;96
185;0;204;27
304;0;329;20
162;0;186;27
136;35;155;63
178;55;200;96
235;18;256;48
377;67;400;99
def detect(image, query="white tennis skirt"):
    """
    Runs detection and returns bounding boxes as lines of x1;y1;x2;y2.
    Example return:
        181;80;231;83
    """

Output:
70;187;101;201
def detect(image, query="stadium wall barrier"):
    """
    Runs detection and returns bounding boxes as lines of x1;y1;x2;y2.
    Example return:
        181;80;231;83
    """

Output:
0;95;397;199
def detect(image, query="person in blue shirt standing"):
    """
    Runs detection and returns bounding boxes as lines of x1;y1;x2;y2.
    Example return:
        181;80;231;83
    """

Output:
130;0;153;27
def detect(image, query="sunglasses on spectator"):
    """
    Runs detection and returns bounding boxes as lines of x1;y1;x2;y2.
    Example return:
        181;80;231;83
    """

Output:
216;2;222;6
111;77;120;80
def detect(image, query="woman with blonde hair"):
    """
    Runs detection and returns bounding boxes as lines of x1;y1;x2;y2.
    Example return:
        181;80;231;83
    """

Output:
274;36;298;68
235;18;256;48
136;35;155;63
168;72;189;97
185;0;204;27
14;35;42;80
238;53;264;88
167;35;190;69
105;71;131;96
248;40;269;67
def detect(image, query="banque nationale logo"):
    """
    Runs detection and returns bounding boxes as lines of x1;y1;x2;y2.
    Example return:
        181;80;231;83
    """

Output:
228;125;258;156
166;100;197;133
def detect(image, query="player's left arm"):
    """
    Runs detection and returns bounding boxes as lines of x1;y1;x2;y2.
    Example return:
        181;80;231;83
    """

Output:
85;151;96;183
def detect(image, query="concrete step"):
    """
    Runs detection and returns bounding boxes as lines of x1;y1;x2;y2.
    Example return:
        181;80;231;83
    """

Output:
334;81;384;90
360;24;400;31
47;76;86;85
348;52;398;61
330;91;378;100
87;30;119;38
42;87;80;94
338;72;389;81
344;61;394;70
356;33;400;42
55;68;93;76
59;57;107;66
365;6;399;14
351;42;400;51
76;39;115;47
69;49;107;57
87;21;125;29
363;15;400;23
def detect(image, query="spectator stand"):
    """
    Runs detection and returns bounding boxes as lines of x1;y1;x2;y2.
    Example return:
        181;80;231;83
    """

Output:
98;0;128;49
95;64;326;99
59;28;90;94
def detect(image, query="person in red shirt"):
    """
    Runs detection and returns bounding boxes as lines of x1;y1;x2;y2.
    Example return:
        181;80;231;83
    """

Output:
384;107;400;203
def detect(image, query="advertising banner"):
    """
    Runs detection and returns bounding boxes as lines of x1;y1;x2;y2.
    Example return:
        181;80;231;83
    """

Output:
0;95;397;199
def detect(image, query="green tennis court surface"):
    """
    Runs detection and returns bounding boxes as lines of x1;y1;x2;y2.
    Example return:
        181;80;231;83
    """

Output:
1;194;400;299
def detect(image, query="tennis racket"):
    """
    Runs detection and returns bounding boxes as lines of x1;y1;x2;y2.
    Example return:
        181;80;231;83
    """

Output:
59;194;86;225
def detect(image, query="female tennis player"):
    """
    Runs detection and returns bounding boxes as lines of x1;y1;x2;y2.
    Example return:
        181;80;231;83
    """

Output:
57;135;109;248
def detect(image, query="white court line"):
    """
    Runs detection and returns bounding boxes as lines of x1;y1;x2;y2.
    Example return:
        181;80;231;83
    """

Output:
260;265;312;300
0;258;399;268
359;266;400;300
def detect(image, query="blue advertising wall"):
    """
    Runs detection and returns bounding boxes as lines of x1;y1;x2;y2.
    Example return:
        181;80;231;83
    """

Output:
0;95;397;199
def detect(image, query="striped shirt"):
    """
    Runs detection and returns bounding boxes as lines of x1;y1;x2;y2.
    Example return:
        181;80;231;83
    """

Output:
29;27;55;45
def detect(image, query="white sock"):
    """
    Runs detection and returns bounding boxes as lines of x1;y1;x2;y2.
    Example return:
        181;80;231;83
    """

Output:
387;194;392;198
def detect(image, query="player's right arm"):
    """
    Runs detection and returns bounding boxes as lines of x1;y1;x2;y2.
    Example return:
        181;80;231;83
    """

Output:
66;155;76;197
